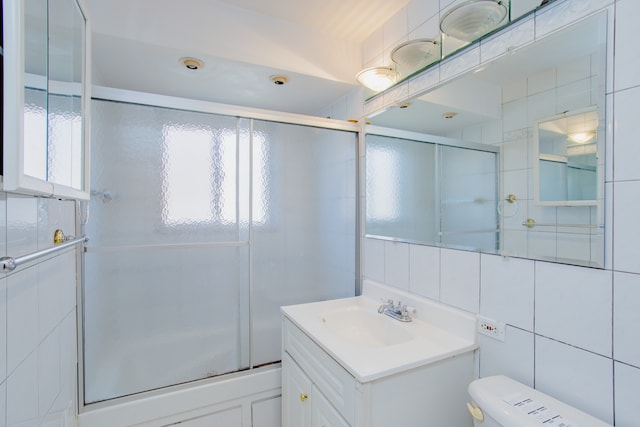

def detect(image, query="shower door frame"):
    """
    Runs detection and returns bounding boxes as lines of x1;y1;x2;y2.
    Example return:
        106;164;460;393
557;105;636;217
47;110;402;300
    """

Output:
77;85;361;411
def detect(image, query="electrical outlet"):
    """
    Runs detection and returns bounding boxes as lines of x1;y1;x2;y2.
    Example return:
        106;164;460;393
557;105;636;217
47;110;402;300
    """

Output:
477;315;506;342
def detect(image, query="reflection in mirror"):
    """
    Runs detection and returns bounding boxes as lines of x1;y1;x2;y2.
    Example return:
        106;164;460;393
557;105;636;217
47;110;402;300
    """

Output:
366;131;499;252
48;0;85;189
17;0;87;194
23;0;48;181
365;12;606;267
535;108;600;205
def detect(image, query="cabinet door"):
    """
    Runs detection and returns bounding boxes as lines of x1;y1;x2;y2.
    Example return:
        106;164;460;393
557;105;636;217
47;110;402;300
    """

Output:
282;353;312;427
312;385;350;427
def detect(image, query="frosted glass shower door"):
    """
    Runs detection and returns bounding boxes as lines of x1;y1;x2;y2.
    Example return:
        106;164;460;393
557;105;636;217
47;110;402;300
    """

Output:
250;120;357;366
84;100;251;403
84;98;358;404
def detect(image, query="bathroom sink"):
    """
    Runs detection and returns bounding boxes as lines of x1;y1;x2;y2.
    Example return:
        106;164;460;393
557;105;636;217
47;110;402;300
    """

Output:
318;305;414;348
281;280;477;382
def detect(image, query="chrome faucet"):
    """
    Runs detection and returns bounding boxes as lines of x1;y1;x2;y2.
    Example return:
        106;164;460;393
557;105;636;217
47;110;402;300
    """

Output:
378;299;414;322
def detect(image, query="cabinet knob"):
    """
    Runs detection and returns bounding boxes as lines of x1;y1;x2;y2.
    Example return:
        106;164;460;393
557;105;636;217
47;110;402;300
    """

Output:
300;393;308;402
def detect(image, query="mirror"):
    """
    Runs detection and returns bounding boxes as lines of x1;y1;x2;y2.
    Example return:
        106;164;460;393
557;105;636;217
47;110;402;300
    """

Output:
3;0;89;199
365;12;607;268
535;108;601;205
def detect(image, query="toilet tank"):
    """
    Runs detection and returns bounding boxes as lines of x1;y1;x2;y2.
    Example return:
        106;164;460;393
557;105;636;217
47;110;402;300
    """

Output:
467;375;612;427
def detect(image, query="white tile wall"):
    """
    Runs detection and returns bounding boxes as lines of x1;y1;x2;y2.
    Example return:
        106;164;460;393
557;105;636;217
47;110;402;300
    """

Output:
440;249;479;313
409;244;440;300
384;241;410;290
2;194;78;427
613;0;640;92
478;327;534;387
361;0;634;424
614;362;640;427
535;262;612;356
613;85;640;182
613;272;640;367
535;336;613;424
480;255;534;331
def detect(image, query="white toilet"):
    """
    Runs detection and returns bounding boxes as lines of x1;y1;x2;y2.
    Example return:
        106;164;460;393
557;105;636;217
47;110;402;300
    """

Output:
467;375;612;427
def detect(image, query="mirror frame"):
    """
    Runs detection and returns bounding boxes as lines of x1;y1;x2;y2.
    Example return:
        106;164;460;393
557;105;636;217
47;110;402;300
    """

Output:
2;0;91;200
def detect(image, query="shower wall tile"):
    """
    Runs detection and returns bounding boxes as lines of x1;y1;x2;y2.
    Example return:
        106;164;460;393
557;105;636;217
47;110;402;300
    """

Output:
384;241;410;291
613;272;640;367
535;336;614;424
38;329;60;418
38;251;76;342
480;254;534;331
409;244;440;300
37;198;76;250
478;326;534;387
6;352;38;427
613;0;640;92
535;262;612;356
440;248;479;313
0;278;6;384
614;361;640;427
6;266;39;374
6;195;38;259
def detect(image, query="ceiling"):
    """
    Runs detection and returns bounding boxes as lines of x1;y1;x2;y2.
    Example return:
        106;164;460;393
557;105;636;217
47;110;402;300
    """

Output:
83;0;412;115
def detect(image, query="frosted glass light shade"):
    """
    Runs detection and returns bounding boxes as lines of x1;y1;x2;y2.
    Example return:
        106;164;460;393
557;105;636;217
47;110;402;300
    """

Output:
440;0;508;42
356;66;399;92
391;39;440;71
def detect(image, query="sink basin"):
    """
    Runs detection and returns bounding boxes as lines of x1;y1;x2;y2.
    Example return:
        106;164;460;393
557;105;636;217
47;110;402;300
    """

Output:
318;306;414;348
281;280;478;382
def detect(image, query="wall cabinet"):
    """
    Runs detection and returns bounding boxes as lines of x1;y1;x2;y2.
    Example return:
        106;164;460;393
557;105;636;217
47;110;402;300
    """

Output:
282;317;474;427
3;0;90;199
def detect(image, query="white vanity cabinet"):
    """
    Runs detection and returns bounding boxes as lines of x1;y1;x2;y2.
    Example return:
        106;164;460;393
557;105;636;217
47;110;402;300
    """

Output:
282;316;475;427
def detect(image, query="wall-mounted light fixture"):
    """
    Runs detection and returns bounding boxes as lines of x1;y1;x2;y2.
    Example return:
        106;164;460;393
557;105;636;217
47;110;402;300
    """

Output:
440;0;508;42
355;66;399;92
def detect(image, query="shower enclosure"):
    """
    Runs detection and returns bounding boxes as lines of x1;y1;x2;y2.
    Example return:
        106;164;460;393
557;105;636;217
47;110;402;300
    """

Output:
82;94;357;404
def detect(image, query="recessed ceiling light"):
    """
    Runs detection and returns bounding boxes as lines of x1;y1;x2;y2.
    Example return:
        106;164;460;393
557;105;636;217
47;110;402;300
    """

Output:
443;112;457;119
180;57;204;71
271;75;289;85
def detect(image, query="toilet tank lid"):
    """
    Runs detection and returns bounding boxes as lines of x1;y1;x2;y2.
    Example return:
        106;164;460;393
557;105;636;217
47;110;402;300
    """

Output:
468;375;612;427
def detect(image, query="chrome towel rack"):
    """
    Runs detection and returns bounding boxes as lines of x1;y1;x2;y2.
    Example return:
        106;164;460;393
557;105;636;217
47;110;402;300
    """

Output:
1;231;88;272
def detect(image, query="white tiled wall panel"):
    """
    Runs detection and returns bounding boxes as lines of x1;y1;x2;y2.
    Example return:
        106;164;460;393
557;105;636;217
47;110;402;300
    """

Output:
614;272;640;367
535;336;614;424
480;254;534;331
384;241;410;291
535;262;612;356
613;0;640;92
613;86;640;182
409;244;440;300
478;327;534;387
440;249;479;313
2;194;78;427
614;362;640;427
